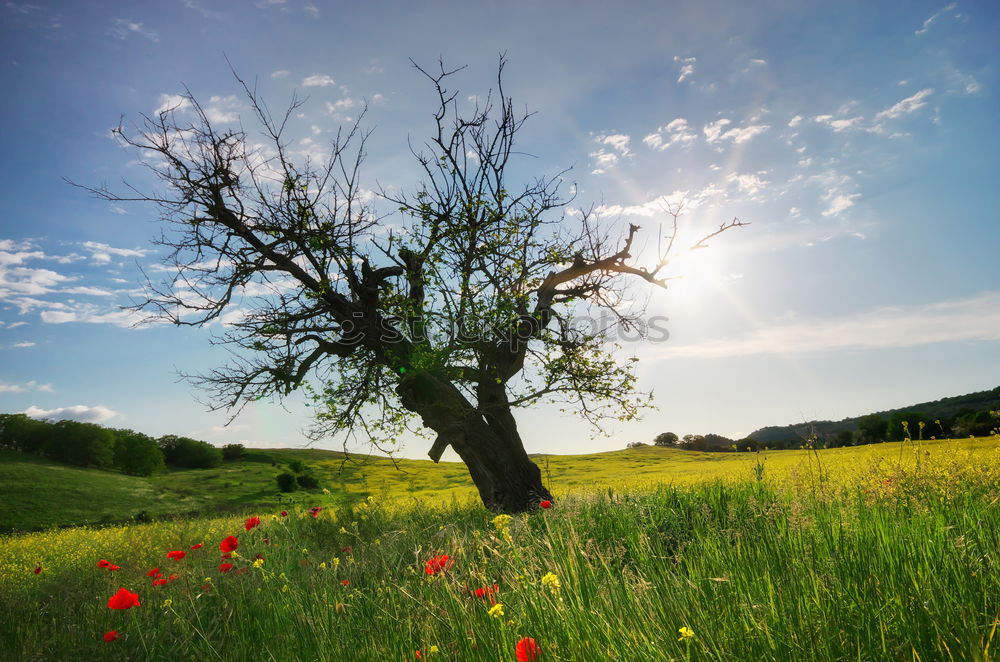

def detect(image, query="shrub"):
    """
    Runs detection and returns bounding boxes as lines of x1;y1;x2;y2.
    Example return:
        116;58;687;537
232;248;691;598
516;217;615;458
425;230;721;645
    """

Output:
288;459;305;473
276;472;298;492
157;435;223;469
296;474;320;489
221;443;246;461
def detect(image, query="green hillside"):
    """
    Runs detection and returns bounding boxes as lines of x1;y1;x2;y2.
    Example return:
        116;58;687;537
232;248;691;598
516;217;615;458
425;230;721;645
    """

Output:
746;385;1000;444
4;435;1000;532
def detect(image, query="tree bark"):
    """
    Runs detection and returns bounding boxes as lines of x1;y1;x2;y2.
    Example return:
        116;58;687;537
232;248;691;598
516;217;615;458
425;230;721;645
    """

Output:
396;371;552;512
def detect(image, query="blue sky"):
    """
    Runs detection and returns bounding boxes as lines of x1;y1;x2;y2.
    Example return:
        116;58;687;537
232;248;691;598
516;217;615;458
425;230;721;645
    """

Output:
1;0;998;460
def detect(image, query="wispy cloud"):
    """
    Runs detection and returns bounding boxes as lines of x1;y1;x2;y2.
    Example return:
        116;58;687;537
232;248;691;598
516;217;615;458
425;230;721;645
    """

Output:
0;380;52;393
111;18;159;42
915;2;958;35
39;302;153;328
270;69;290;79
673;56;696;84
652;291;1000;359
81;241;151;265
302;74;335;87
875;88;934;121
23;404;118;423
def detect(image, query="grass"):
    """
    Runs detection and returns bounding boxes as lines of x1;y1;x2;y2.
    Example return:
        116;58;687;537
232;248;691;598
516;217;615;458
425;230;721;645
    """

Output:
3;435;999;531
1;437;998;660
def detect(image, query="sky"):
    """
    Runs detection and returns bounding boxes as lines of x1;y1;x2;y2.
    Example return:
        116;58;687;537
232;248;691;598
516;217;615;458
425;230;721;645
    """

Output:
1;0;998;461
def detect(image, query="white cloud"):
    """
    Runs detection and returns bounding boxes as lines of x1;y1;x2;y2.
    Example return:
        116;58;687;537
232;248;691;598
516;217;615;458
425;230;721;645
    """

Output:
788;115;803;128
270;69;290;79
7;321;28;329
726;172;769;197
154;93;190;116
81;241;150;265
0;380;52;393
597;133;632;156
39;302;154;328
915;3;958;35
704;118;769;144
303;74;335;87
653;291;1000;359
23;404;119;424
875;88;934;120
822;193;861;216
589;148;619;169
11;341;35;348
594;189;692;217
303;3;319;17
61;286;115;296
703;118;731;143
674;56;696;84
643;118;697;151
814;114;866;132
324;98;356;114
205;95;240;124
111;18;159;42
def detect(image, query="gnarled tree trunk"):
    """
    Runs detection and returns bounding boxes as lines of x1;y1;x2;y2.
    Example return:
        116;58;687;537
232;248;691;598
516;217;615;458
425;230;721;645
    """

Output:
397;370;551;512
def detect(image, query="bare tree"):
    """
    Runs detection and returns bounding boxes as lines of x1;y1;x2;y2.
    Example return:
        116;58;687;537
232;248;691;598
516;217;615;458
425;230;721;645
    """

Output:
77;58;745;512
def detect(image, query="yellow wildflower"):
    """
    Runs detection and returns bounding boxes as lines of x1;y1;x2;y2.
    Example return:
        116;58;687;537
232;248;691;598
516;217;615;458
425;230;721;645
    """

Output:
488;603;504;618
429;645;439;653
541;571;561;590
161;599;172;608
678;626;694;641
492;514;513;530
252;558;264;569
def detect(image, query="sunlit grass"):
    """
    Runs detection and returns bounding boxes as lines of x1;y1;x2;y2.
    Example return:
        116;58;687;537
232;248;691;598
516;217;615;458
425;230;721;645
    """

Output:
2;435;999;660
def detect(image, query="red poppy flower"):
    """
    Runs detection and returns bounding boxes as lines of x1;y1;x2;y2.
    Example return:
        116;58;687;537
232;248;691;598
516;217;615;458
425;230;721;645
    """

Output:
218;563;234;573
107;588;140;610
221;552;232;559
166;550;186;561
108;564;121;571
515;637;540;661
539;500;552;509
97;559;112;568
103;630;119;642
190;543;203;550
255;553;265;561
152;578;167;586
473;584;499;602
309;506;322;518
219;535;239;553
341;579;350;586
415;652;421;660
280;510;288;517
146;567;160;577
424;554;453;575
168;574;179;581
245;516;261;531
33;566;42;575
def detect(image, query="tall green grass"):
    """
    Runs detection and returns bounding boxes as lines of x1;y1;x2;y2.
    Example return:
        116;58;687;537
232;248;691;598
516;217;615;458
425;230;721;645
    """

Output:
2;470;998;660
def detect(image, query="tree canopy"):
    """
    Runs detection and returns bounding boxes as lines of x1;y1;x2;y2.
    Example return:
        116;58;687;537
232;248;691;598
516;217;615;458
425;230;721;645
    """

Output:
78;59;745;511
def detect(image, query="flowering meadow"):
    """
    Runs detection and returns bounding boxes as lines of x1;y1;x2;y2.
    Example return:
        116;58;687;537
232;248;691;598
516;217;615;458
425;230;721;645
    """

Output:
1;437;999;660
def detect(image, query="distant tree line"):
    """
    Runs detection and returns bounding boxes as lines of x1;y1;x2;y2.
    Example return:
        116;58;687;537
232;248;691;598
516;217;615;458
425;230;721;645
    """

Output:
0;413;250;475
637;406;999;453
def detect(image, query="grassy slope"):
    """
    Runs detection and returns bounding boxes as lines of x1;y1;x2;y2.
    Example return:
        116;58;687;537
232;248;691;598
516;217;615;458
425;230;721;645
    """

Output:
2;436;999;531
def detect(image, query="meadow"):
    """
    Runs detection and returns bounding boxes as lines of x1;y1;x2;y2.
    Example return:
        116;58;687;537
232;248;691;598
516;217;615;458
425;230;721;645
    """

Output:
1;436;998;661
